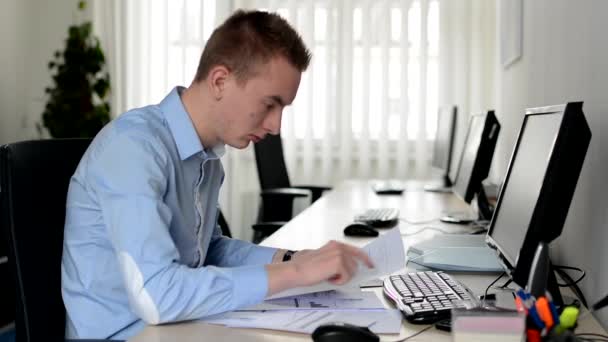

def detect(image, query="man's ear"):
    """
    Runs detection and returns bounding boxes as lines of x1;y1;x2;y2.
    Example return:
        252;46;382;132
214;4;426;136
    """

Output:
207;65;231;100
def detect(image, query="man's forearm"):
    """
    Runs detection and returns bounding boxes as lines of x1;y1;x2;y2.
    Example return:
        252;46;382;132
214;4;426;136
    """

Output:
265;261;300;295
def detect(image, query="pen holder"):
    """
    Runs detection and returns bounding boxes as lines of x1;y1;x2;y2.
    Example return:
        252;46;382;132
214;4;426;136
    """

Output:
515;289;583;342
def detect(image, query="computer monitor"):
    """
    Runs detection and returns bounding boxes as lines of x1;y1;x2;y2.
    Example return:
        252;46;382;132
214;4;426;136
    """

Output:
486;102;591;304
430;106;457;187
452;111;501;205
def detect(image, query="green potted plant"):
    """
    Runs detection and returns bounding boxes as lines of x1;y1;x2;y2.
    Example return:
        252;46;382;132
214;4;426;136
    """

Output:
41;0;111;138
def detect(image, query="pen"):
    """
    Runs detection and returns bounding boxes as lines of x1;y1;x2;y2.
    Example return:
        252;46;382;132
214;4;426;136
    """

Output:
516;289;533;310
555;306;580;334
535;296;554;331
547;298;560;327
528;305;545;330
515;295;526;313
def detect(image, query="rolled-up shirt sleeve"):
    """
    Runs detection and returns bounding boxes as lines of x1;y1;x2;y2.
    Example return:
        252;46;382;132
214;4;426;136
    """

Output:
91;133;269;325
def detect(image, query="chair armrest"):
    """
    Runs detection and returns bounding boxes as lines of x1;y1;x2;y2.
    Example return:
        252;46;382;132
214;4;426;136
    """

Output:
293;185;332;202
251;221;286;244
251;221;286;233
260;187;311;199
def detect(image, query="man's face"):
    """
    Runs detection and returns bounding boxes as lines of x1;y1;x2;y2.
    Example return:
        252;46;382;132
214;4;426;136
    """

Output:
216;57;301;149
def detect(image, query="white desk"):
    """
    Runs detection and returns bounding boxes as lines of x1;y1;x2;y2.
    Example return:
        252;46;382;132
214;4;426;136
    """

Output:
130;180;606;341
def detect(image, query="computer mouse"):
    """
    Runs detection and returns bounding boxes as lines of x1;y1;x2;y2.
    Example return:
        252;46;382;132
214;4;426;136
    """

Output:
343;223;379;237
312;323;380;342
375;188;404;195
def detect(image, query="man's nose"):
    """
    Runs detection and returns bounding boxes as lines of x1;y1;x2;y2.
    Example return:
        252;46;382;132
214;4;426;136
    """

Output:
263;108;282;135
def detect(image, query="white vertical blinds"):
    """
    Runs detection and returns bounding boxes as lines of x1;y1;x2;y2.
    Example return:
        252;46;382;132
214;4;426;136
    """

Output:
90;0;487;240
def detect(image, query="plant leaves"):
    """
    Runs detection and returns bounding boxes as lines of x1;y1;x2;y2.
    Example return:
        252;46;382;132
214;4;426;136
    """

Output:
41;2;111;138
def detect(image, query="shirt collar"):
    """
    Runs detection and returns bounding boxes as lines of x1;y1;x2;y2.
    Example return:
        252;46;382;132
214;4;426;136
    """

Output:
159;86;225;160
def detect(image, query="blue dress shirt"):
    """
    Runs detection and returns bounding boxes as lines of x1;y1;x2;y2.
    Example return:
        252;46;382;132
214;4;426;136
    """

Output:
61;87;277;339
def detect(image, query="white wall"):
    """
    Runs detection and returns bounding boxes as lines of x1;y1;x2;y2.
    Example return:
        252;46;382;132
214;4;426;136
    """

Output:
0;0;83;145
496;0;608;328
0;0;24;145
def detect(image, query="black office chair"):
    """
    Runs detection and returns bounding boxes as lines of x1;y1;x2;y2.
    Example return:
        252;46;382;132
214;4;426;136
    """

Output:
253;134;331;242
0;138;247;341
217;209;232;238
0;246;14;329
0;138;92;342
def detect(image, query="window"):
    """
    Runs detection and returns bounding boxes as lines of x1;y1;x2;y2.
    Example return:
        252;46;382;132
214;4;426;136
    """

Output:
147;0;440;143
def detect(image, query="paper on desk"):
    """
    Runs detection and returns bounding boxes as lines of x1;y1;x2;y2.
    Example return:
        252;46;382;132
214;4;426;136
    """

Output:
244;289;385;311
268;228;406;299
202;309;403;334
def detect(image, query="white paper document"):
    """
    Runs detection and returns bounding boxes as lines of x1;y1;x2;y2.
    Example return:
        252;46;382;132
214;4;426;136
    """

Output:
202;309;403;334
268;228;406;299
244;289;385;311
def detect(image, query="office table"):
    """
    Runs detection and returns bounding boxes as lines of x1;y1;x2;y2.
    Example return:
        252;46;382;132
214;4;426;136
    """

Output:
130;180;606;341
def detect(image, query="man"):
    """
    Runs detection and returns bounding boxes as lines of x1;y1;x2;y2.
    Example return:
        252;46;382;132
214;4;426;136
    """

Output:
61;9;373;339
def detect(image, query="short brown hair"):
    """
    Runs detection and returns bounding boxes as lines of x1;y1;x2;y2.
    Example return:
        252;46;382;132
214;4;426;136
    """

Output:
194;9;312;84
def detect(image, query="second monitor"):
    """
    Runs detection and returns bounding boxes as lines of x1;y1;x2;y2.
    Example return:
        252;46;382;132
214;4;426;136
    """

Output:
486;102;591;305
424;106;458;192
441;110;500;223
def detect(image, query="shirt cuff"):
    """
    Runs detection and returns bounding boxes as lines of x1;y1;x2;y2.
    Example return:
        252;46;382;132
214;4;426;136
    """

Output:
228;265;269;307
247;245;278;265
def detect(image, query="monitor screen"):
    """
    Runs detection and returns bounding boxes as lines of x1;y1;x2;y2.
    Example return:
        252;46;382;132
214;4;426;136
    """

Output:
431;106;457;174
451;111;500;204
452;115;483;200
488;113;562;267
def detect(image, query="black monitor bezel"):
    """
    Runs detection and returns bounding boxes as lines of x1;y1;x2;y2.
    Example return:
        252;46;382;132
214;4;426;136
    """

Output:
452;110;500;204
485;102;591;288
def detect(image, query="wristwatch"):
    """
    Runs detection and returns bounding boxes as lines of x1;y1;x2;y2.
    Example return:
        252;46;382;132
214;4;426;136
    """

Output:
282;250;296;262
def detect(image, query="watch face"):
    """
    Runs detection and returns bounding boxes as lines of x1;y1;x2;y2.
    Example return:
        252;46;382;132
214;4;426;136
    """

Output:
283;250;295;262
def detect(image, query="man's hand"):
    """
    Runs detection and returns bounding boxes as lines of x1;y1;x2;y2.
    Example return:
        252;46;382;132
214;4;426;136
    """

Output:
265;241;374;296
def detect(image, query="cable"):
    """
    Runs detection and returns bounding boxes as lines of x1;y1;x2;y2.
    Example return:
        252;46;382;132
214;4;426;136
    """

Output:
399;217;440;225
393;325;433;342
400;226;453;236
554;265;588;308
591;293;608;312
554;265;586;286
482;272;506;308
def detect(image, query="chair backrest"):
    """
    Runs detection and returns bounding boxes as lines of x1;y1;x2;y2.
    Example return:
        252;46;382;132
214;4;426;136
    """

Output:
0;138;92;342
217;210;232;238
253;134;291;190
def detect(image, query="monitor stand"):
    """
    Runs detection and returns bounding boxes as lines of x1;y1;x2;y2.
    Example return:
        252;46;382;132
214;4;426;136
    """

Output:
439;213;475;224
547;265;565;308
476;187;494;221
423;175;452;193
513;243;565;309
440;187;494;225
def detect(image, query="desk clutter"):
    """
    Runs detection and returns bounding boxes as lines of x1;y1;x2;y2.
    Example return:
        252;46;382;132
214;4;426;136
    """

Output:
202;290;402;334
202;228;406;334
244;102;602;341
117;102;607;341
